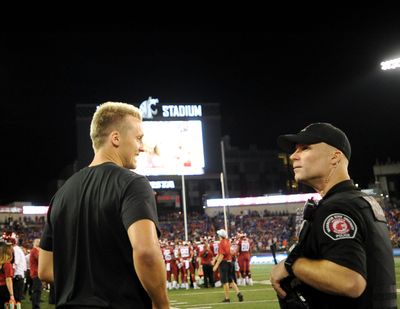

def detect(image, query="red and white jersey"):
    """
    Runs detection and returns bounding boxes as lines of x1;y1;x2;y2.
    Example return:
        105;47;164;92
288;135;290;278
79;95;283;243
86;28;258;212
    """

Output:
231;241;239;257
163;247;174;262
192;243;198;258
239;238;251;255
179;245;192;260
196;243;205;255
174;246;180;259
211;241;220;256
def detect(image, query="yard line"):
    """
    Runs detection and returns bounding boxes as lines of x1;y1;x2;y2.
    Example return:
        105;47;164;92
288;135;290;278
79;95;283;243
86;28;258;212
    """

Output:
169;287;271;297
175;299;278;308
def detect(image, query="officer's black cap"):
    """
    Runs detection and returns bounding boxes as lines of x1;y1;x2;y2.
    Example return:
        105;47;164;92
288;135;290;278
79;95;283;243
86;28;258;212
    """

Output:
277;122;351;160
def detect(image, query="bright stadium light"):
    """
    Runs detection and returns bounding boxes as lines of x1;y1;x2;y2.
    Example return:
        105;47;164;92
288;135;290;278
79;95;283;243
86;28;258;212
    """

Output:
206;193;321;207
381;57;400;71
23;206;49;215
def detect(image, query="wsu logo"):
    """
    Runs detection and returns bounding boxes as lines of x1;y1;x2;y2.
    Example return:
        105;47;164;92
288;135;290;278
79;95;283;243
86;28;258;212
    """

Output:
323;213;357;241
139;97;159;119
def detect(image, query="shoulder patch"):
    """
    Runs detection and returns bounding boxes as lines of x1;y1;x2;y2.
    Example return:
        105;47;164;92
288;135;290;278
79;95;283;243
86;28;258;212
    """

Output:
323;213;358;241
361;196;387;222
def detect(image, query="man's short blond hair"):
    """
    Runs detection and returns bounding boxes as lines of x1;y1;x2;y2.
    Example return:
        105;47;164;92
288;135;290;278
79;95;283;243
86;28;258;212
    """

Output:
90;102;142;151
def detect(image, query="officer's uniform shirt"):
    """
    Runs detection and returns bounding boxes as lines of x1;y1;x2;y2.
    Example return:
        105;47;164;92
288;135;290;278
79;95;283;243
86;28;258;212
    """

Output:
301;180;396;308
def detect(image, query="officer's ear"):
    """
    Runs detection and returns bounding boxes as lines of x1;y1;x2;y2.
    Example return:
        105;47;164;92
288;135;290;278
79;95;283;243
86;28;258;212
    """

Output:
332;150;342;166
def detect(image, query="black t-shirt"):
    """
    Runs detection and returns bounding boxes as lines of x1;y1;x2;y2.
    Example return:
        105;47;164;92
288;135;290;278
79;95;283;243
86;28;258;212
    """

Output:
40;162;160;309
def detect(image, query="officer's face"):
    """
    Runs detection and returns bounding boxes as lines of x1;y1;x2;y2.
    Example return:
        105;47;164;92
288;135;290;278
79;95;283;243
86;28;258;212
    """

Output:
289;142;334;186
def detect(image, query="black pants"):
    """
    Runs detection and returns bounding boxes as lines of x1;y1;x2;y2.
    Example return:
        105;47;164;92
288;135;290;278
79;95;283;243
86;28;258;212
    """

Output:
0;284;10;309
13;275;24;302
31;277;42;309
48;283;55;304
272;250;278;264
25;269;33;296
220;261;236;284
271;244;278;265
202;264;214;287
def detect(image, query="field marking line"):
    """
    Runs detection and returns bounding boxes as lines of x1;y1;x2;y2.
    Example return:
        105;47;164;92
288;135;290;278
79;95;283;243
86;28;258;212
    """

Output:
169;287;272;297
173;298;278;308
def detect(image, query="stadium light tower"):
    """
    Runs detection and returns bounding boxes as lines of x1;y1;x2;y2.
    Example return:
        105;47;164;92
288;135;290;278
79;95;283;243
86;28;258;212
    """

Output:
381;57;400;71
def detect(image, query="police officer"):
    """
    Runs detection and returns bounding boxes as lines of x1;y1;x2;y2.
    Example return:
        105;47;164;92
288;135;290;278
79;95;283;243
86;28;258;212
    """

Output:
271;123;397;309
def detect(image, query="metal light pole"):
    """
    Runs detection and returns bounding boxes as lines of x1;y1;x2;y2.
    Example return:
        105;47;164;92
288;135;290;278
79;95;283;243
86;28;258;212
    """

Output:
220;139;229;198
181;174;188;241
220;139;229;236
220;172;228;234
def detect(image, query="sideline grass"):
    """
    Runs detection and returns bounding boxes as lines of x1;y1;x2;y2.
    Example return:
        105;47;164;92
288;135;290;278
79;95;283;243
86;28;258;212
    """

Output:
21;257;400;308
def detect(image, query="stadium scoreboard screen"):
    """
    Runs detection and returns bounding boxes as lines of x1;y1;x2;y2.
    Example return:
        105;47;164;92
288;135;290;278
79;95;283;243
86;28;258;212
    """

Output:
76;98;222;176
135;120;205;175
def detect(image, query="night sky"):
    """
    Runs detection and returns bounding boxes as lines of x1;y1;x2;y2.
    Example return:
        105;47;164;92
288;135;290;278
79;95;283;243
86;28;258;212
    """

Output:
2;24;400;204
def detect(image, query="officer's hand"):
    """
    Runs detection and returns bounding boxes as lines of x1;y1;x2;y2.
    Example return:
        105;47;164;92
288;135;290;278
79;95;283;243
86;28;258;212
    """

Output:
270;259;289;298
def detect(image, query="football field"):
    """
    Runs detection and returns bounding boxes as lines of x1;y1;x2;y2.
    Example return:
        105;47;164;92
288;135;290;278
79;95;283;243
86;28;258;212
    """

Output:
168;263;277;309
22;257;400;308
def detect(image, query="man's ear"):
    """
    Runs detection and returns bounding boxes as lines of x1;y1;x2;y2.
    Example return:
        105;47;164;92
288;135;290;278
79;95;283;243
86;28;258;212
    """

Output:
332;150;342;166
110;131;120;147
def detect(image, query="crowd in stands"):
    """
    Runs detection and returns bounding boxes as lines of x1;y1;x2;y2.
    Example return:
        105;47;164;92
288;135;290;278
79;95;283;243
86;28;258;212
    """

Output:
0;216;45;249
2;198;400;253
383;199;400;248
160;210;300;253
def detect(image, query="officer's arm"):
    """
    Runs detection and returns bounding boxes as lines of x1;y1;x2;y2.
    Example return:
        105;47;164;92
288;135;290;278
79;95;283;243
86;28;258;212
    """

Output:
38;249;54;283
128;219;170;309
292;257;366;298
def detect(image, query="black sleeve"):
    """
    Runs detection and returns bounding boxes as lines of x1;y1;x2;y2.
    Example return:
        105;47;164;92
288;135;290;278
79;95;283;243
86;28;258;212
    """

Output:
314;201;367;279
40;201;54;251
120;175;160;236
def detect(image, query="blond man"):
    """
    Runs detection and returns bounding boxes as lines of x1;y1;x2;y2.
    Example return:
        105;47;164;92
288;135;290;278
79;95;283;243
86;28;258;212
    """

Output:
39;102;169;308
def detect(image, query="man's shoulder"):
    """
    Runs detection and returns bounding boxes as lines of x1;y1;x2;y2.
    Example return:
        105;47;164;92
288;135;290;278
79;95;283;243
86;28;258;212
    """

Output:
96;163;147;181
65;163;147;186
322;189;365;207
14;245;24;254
316;189;368;226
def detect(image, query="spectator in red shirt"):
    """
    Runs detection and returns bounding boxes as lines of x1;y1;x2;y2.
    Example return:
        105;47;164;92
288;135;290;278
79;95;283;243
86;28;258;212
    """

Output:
213;229;243;303
199;242;214;288
0;241;15;308
30;238;41;309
